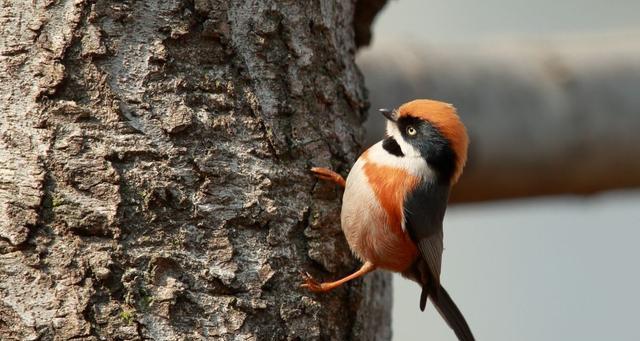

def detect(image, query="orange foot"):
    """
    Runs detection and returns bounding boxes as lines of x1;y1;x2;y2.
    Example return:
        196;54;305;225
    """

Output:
310;167;346;188
300;271;331;293
299;262;377;294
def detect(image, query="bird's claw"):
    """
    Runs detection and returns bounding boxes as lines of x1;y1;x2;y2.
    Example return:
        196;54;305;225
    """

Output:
310;167;346;187
299;270;325;292
310;167;335;181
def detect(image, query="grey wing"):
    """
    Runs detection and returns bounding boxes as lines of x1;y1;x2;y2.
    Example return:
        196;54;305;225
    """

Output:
403;181;450;285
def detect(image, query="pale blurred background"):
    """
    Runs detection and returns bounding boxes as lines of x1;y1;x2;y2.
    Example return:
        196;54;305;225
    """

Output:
356;1;640;340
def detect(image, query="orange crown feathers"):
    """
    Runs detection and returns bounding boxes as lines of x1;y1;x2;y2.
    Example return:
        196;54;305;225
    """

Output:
398;99;469;184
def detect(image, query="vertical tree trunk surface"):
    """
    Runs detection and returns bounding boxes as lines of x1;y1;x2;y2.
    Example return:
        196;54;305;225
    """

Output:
0;1;390;340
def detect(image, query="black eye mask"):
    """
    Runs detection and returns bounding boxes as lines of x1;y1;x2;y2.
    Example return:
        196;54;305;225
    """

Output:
397;116;457;183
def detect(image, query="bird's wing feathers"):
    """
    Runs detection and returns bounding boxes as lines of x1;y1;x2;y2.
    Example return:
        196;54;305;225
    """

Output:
416;230;443;282
403;181;450;284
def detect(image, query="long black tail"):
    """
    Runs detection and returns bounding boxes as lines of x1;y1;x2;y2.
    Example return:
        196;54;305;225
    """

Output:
422;285;475;341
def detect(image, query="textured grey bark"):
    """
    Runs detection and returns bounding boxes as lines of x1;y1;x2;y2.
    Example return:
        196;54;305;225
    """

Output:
0;1;391;340
359;39;640;202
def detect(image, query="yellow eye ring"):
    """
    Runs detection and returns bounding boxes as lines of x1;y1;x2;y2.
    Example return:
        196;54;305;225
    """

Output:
407;126;417;136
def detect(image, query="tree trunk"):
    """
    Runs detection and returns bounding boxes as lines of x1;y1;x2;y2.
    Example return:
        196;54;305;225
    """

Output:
0;1;390;340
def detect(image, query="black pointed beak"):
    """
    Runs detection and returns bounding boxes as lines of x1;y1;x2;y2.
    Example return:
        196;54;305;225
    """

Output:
379;108;397;122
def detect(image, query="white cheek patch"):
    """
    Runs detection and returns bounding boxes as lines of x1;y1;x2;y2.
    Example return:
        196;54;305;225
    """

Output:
367;139;433;178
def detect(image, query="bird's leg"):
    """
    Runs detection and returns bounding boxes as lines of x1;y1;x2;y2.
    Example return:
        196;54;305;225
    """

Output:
310;167;346;188
300;262;376;293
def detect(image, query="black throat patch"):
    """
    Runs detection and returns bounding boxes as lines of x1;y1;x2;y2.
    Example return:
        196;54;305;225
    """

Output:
382;136;404;157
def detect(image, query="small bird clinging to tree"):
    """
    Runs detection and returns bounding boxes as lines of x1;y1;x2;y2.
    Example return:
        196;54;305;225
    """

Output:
302;99;474;341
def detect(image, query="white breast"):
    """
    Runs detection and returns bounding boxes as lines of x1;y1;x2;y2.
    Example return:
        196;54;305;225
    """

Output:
340;141;432;264
340;156;382;262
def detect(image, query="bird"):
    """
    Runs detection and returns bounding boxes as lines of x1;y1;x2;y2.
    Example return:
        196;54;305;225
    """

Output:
302;99;474;341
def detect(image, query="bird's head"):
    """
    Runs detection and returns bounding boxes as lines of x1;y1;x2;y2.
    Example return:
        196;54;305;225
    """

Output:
380;99;468;184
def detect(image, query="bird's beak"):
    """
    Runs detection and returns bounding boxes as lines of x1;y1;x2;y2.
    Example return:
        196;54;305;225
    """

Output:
379;108;397;122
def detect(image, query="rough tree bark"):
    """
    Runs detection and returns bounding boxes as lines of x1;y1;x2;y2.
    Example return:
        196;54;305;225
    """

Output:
0;0;390;340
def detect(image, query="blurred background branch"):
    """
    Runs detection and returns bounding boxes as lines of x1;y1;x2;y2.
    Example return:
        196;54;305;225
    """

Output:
359;36;640;202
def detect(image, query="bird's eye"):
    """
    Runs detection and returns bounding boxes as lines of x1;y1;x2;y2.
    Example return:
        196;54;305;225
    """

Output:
406;126;417;136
